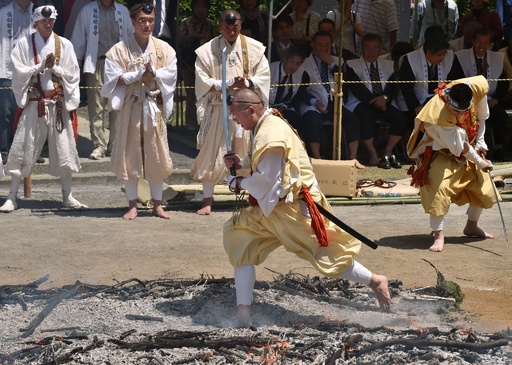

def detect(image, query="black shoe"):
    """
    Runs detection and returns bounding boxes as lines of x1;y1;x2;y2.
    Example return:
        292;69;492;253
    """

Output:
378;155;391;169
1;152;7;165
388;154;402;169
36;157;45;163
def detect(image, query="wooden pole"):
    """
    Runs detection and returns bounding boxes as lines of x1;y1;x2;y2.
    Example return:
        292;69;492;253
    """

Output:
333;72;343;160
23;175;32;198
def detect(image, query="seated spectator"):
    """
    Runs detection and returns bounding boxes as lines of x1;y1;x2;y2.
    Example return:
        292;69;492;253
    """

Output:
318;19;338;56
399;33;453;116
326;0;363;60
237;0;269;44
300;31;362;163
449;27;510;159
418;0;459;46
449;19;482;51
290;0;322;56
269;47;311;136
344;33;407;168
178;0;218;130
457;0;503;51
270;14;294;63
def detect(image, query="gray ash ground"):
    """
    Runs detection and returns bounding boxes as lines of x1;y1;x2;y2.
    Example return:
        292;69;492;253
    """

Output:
0;275;511;364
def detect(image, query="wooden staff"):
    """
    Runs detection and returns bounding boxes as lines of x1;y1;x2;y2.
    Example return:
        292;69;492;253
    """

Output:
333;72;343;160
23;175;32;198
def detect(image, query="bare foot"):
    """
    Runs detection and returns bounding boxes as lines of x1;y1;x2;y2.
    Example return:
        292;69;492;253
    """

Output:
225;305;252;328
429;230;444;252
197;197;212;215
353;159;366;169
369;274;391;312
123;207;138;220
153;203;171;219
123;200;138;220
463;220;495;239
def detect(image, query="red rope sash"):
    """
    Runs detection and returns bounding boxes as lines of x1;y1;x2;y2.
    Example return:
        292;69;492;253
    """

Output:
248;188;330;247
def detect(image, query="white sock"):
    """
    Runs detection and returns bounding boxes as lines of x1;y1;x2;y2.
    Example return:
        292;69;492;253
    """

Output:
467;206;483;221
202;181;216;198
61;174;72;200
341;261;372;284
8;174;22;198
124;179;138;201
234;265;255;306
149;180;164;201
430;215;445;231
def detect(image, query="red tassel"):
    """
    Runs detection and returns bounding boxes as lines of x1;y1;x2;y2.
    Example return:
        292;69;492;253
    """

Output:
70;110;79;142
410;146;433;188
301;187;330;247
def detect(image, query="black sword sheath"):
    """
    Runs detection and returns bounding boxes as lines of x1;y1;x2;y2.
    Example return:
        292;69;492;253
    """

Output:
314;202;379;250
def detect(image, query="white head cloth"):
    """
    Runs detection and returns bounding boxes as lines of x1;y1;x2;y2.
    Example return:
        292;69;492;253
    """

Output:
32;5;58;26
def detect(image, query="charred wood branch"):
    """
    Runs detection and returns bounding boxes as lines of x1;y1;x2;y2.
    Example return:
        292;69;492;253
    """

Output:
173;351;215;364
19;283;80;338
52;336;105;364
353;338;509;356
125;314;164;322
109;336;275;352
0;275;49;294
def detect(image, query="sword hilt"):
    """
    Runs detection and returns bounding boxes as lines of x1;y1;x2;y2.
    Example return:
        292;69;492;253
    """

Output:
224;152;238;176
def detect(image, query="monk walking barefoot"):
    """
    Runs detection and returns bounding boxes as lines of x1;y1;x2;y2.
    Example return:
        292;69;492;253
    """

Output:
100;3;177;219
407;77;498;252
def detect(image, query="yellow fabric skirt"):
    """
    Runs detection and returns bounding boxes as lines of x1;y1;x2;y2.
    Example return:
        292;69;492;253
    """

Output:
223;199;361;278
420;151;497;216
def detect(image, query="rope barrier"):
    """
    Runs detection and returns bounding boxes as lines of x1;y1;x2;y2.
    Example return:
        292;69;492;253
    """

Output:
0;78;510;90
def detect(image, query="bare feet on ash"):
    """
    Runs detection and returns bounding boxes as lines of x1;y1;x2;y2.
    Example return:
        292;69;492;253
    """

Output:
369;274;391;312
197;197;212;215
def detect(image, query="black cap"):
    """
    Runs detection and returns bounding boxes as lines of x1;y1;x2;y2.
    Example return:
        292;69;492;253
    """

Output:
224;13;240;25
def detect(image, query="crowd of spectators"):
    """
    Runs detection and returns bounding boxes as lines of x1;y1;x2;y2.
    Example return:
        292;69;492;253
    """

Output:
1;0;512;169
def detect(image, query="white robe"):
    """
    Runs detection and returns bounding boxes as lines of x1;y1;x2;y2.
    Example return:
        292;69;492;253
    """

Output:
300;54;339;115
190;35;270;184
454;48;504;97
5;32;81;179
0;2;34;79
71;1;133;74
101;36;176;181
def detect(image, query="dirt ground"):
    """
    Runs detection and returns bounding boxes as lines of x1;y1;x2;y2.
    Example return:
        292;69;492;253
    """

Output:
0;183;511;334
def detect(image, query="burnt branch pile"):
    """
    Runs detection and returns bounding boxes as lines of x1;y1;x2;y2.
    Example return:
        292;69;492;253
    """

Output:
0;273;511;364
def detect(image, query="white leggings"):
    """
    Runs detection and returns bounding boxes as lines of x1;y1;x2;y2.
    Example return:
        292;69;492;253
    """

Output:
430;206;484;231
124;179;164;201
234;261;372;306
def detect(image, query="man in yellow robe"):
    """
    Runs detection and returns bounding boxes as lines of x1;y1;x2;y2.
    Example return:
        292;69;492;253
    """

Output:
190;9;270;215
223;89;390;327
407;75;497;252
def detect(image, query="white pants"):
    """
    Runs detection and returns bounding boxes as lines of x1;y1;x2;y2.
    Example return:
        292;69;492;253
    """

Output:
234;261;372;306
124;179;164;201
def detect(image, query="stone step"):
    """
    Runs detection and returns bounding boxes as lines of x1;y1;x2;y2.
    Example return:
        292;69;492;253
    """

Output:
0;168;194;188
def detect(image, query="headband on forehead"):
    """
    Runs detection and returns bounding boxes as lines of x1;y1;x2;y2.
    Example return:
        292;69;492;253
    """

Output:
444;86;473;112
32;5;58;25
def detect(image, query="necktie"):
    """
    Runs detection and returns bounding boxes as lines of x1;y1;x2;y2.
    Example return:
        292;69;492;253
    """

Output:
321;62;330;95
274;74;288;103
428;64;437;80
283;75;294;103
476;58;484;75
370;63;382;95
